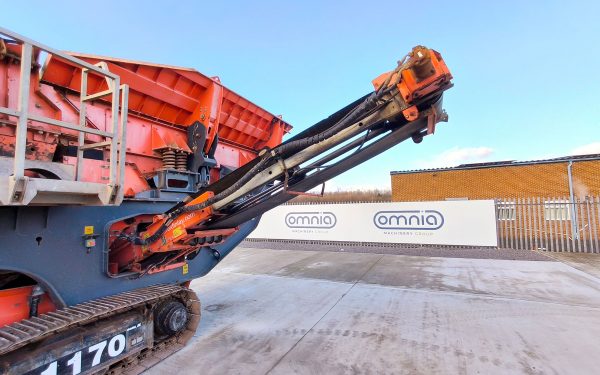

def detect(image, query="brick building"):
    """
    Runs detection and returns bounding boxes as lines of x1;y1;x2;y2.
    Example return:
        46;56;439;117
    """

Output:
390;154;600;202
390;154;600;253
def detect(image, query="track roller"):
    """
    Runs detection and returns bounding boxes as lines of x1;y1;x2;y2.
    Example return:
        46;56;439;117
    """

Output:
154;300;189;337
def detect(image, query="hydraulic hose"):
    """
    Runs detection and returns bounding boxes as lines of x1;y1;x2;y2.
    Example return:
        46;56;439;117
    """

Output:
134;57;414;246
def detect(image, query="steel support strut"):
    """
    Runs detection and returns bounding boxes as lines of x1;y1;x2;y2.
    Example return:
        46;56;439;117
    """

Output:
209;113;433;229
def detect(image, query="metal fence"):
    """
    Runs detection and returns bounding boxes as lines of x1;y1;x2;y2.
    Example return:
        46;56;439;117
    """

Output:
496;196;600;253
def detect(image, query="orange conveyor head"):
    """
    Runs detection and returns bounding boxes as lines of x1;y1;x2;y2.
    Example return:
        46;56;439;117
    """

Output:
372;46;453;104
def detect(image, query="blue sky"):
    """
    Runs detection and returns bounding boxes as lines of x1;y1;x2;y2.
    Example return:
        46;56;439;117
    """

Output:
3;1;599;190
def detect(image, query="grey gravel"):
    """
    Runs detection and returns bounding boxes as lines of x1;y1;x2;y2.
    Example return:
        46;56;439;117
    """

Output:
240;239;553;261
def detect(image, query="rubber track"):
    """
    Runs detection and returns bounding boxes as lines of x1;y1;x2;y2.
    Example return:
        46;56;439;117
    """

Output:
0;284;201;374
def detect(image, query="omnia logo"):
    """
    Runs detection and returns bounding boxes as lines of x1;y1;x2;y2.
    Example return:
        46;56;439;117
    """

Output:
373;210;444;230
285;212;337;229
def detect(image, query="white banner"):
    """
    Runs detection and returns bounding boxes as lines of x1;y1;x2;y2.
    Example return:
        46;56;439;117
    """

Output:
248;200;498;247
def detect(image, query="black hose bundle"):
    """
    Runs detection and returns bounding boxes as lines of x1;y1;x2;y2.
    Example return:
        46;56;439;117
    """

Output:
134;59;412;246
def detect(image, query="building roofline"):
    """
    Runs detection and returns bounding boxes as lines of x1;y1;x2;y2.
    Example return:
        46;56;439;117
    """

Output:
390;153;600;175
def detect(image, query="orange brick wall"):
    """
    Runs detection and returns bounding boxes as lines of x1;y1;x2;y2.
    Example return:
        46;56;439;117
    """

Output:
391;160;600;201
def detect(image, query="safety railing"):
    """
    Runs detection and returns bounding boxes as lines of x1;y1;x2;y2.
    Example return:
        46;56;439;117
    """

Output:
0;27;129;205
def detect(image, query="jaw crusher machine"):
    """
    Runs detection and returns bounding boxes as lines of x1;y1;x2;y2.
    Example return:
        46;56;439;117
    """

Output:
0;27;453;374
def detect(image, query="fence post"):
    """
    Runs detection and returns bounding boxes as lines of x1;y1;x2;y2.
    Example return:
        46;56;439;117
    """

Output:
558;196;565;252
495;200;501;248
595;196;600;253
568;161;579;240
509;198;516;249
583;197;589;252
526;197;533;250
531;198;540;250
517;197;524;250
541;197;549;251
591;196;599;253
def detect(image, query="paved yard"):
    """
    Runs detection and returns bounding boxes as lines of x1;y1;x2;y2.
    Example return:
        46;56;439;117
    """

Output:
146;247;600;375
544;251;600;280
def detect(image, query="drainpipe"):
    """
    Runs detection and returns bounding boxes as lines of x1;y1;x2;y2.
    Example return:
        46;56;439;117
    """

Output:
567;160;579;240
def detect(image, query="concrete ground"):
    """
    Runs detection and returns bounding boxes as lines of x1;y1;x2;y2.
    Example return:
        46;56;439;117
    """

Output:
543;252;600;280
241;240;551;261
146;247;600;375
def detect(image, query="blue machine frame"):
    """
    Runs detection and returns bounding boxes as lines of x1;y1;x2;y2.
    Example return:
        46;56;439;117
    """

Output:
0;198;259;307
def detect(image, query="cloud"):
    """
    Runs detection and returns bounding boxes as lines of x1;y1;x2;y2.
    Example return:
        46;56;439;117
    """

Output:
571;142;600;156
415;146;494;169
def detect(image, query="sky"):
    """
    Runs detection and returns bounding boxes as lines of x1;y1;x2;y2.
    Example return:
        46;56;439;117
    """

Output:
2;1;599;190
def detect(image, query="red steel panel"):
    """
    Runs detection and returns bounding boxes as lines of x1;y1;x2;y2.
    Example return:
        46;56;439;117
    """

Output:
42;53;292;146
2;45;292;197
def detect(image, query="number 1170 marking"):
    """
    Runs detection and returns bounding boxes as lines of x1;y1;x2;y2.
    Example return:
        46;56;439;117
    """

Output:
36;329;133;375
